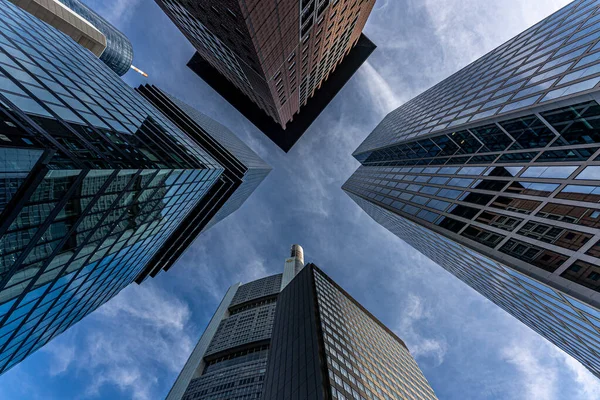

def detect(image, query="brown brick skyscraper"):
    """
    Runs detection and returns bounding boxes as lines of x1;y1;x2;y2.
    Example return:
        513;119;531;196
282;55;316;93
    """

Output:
155;0;376;151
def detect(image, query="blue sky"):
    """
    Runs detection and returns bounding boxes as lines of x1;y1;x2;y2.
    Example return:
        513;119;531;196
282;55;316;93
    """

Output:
1;0;599;399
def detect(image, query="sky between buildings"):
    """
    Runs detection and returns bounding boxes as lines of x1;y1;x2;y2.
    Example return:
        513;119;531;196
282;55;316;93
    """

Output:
1;0;599;399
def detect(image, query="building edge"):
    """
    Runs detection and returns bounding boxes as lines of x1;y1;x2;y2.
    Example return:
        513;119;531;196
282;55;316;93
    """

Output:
187;34;377;152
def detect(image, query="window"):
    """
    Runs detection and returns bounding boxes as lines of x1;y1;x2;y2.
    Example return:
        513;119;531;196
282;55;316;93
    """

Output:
543;101;600;146
561;260;600;292
470;123;514;151
500;116;556;149
522;166;578;179
577;166;600;180
569;264;583;273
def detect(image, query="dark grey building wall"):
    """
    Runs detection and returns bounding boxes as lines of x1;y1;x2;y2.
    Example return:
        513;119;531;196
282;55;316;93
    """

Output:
261;265;327;400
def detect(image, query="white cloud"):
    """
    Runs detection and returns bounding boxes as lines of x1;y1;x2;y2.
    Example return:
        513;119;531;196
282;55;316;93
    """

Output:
98;284;190;332
363;0;572;106
12;1;598;399
43;283;194;400
501;338;558;400
561;352;600;400
421;0;572;70
82;344;152;400
359;61;402;116
409;338;448;367
42;340;75;376
396;294;448;366
176;223;271;297
176;242;232;302
86;0;143;28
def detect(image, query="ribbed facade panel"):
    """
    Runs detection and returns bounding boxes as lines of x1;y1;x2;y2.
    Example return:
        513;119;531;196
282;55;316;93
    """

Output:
230;274;283;307
179;274;283;400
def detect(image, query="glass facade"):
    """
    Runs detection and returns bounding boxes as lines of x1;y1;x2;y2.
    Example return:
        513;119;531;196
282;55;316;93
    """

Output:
0;1;268;376
134;84;271;281
345;0;600;379
355;0;600;154
262;263;438;400
314;268;437;400
57;0;134;76
155;89;272;233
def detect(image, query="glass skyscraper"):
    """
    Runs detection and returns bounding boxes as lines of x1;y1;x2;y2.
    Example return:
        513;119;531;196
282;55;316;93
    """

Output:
56;0;134;76
0;0;269;375
7;0;108;58
344;0;600;378
10;0;135;76
134;84;272;279
168;245;437;400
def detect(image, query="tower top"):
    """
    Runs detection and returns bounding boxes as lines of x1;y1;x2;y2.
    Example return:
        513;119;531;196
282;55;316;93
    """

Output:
290;245;304;264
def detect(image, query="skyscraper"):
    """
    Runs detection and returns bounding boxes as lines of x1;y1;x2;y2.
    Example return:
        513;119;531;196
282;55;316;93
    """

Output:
55;0;134;76
135;84;272;280
344;0;600;378
9;0;134;76
7;0;107;58
168;245;437;400
0;0;269;375
167;262;284;400
154;0;377;152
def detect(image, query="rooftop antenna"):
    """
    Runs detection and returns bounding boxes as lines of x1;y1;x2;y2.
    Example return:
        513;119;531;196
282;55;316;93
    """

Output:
130;65;148;77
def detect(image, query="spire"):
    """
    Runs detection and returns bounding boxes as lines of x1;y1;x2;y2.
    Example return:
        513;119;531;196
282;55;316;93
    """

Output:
290;244;304;265
281;244;305;290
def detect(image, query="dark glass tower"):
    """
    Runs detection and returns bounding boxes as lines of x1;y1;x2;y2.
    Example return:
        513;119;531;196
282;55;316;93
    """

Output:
154;0;377;152
0;1;269;375
135;84;272;280
168;246;437;400
344;0;600;378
